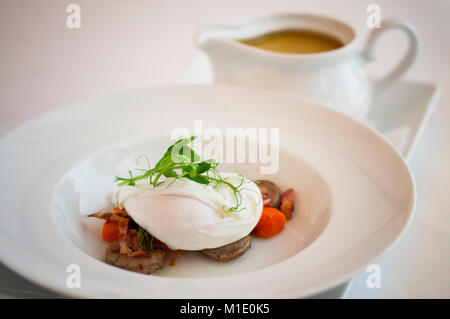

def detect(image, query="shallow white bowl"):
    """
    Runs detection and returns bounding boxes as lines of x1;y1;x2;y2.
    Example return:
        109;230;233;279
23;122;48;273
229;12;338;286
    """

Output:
0;85;415;298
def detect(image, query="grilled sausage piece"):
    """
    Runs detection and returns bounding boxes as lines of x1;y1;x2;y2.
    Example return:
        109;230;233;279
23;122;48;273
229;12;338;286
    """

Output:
256;180;281;208
202;235;252;262
105;241;166;274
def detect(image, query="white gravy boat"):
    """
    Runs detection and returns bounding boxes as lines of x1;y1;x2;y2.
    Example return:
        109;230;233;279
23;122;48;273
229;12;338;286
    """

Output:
196;13;418;120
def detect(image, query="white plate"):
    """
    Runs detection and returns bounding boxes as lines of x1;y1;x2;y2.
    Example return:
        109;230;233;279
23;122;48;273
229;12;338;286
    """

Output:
0;85;415;298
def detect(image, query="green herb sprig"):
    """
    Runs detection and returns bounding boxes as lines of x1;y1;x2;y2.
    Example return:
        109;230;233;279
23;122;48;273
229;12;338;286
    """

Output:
114;136;247;213
137;226;153;252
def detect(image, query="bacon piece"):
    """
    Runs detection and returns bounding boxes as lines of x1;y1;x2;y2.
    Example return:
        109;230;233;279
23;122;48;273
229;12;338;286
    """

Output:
125;229;148;257
127;229;139;250
118;218;131;255
88;207;131;223
90;208;158;258
127;250;147;257
280;188;295;220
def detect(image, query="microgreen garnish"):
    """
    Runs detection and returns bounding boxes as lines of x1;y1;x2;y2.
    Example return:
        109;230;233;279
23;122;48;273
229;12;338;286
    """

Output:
113;136;249;213
137;226;153;252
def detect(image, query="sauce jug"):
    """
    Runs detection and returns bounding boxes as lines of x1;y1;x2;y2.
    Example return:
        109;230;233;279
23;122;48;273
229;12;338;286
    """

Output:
196;13;418;120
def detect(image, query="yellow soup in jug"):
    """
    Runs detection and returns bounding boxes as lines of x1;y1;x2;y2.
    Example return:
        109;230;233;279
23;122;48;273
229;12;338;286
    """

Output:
239;30;344;54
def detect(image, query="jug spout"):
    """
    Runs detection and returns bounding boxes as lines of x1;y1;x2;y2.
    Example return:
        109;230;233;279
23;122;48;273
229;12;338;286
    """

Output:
195;24;253;84
195;23;242;55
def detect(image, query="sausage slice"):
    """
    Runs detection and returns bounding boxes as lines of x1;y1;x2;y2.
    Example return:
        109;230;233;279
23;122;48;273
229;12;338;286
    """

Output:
256;180;281;208
105;241;166;274
202;235;252;262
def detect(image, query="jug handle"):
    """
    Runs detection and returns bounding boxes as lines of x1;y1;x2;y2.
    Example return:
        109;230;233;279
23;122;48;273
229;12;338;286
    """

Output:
360;19;418;97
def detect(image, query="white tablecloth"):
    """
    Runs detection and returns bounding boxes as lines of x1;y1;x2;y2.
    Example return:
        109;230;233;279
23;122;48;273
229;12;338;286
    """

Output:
0;0;449;298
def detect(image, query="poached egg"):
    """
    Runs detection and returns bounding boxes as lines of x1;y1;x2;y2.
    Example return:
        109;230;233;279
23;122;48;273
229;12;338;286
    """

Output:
112;172;263;251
